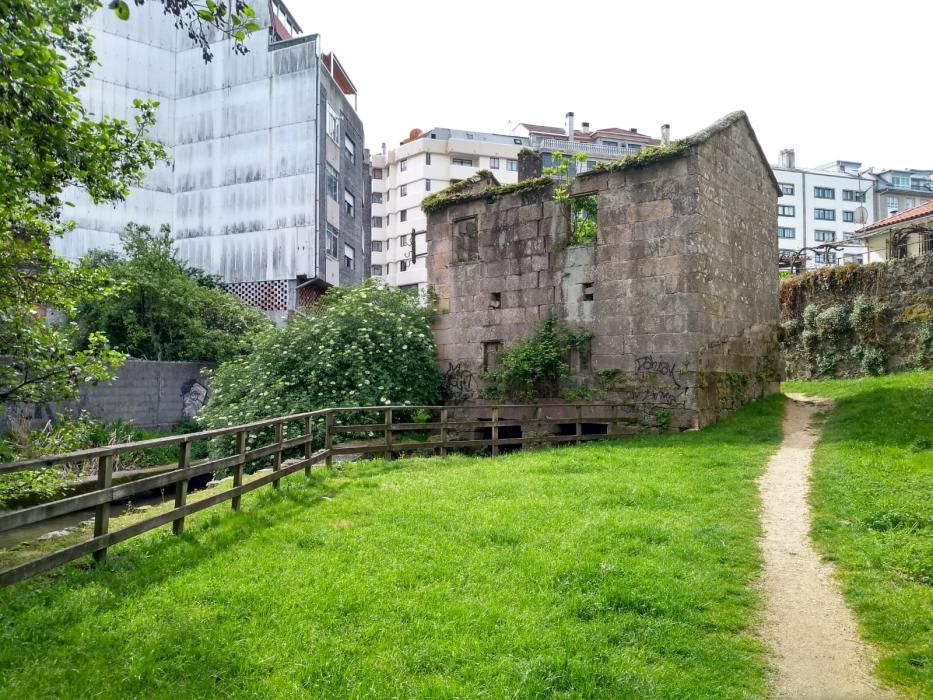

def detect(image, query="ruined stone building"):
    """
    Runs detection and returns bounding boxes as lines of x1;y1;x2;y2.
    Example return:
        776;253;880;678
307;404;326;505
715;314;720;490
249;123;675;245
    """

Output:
59;1;370;320
426;111;782;430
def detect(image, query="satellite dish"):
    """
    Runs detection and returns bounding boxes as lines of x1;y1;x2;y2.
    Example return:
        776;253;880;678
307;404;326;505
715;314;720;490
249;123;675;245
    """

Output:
854;206;868;224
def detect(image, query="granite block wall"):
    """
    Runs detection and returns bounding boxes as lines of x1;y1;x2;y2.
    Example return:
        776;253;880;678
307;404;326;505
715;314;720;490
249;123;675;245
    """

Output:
426;112;781;430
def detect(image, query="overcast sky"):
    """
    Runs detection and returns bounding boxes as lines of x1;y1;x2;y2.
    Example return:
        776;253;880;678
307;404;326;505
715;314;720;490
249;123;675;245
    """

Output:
288;0;932;172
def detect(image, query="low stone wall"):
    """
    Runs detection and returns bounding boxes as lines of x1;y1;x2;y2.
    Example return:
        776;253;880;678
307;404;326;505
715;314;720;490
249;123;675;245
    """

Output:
779;256;933;379
2;360;213;433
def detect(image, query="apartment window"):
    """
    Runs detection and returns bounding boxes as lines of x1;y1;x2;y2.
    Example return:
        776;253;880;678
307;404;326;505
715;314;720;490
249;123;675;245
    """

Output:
325;165;338;201
400;158;408;172
399;233;408;247
778;226;796;239
905;198;916;209
344;189;355;217
400;260;408;272
887;196;898;212
506;159;518;172
844;254;863;265
425;179;431;192
400;209;407;223
842;211;855;223
425;153;431;165
815;252;837;264
452;158;473;167
814;208;835;220
371;240;383;252
400;184;407;197
891;175;910;188
326;104;339;143
489;157;500;170
325;224;338;258
815;230;835;242
371;192;383;204
842;189;865;202
372;167;383;180
370;264;383;276
345;137;356;164
602;140;618;148
777;205;795;217
466;132;474;140
343;244;355;270
371;216;383;228
780;183;795;196
814;186;835;199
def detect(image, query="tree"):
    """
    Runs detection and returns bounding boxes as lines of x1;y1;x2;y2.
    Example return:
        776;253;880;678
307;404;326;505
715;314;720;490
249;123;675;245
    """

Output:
199;282;442;438
76;224;270;362
0;0;170;403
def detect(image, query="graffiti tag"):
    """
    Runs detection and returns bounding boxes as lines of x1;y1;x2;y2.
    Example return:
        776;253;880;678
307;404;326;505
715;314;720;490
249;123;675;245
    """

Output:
442;362;474;405
634;355;681;387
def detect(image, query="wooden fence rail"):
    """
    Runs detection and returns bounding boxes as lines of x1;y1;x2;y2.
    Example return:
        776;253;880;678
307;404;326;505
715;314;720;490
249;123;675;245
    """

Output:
0;403;636;586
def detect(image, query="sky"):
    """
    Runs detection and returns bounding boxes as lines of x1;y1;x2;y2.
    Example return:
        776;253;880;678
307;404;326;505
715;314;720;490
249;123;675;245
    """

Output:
286;0;932;172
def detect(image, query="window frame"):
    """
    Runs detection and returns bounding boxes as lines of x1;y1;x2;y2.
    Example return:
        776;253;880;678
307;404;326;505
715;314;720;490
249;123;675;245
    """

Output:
344;189;356;218
326;104;339;143
813;186;835;199
777;205;795;217
814;208;836;221
325;224;339;258
489;157;500;170
778;226;796;239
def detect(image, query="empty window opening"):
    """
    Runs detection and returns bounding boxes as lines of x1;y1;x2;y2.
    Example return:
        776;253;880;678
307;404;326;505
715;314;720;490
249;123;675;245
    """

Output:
570;194;598;245
483;341;502;372
582;282;594;302
489;292;501;309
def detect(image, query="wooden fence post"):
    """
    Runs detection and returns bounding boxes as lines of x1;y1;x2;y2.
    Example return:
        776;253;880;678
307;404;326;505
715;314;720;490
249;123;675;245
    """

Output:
324;412;334;467
93;453;113;564
575;404;583;445
231;429;246;511
491;406;500;457
440;408;448;458
172;441;191;535
272;421;283;488
384;408;393;460
304;416;313;476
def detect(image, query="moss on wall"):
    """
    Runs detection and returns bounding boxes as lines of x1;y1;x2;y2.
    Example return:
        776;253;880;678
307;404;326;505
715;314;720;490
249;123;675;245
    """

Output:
780;257;933;379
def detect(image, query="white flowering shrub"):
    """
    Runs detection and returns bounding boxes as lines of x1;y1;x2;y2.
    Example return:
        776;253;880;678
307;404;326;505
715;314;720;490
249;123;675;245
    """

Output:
198;281;442;456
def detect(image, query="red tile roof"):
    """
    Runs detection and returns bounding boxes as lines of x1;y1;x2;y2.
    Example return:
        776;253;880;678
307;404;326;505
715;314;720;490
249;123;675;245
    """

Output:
857;200;933;236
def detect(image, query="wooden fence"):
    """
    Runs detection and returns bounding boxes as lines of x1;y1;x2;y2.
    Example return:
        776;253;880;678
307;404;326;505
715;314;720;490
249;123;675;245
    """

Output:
0;403;637;586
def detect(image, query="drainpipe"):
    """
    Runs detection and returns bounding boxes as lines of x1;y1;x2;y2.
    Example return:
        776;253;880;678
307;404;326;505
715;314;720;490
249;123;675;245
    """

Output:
566;111;574;149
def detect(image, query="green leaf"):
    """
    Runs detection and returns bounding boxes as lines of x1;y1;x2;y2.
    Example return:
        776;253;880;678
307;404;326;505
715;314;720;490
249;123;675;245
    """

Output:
112;0;130;21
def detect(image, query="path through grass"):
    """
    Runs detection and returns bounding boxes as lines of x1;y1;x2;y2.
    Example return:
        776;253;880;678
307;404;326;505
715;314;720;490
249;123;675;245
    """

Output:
0;396;784;698
785;370;933;697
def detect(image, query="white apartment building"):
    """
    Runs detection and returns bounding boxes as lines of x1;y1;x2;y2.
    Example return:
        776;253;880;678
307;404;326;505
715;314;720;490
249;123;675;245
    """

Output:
772;150;875;269
63;0;370;320
369;129;528;293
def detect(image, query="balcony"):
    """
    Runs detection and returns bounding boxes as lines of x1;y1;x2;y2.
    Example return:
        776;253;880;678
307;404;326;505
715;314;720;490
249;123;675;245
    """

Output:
531;136;642;160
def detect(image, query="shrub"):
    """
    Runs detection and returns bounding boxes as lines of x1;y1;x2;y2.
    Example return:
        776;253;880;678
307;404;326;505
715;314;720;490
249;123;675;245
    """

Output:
198;281;442;451
482;316;591;401
814;305;850;340
849;294;890;342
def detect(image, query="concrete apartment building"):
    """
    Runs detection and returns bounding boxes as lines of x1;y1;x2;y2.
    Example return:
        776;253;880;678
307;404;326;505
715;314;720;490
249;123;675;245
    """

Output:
873;168;933;219
369;129;529;293
61;0;370;319
772;150;874;269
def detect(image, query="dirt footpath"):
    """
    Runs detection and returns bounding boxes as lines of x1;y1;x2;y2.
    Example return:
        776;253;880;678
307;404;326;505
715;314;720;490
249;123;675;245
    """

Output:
757;396;894;699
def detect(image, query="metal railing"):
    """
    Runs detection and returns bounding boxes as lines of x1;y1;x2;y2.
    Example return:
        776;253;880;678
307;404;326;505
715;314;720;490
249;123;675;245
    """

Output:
531;137;642;159
0;403;637;586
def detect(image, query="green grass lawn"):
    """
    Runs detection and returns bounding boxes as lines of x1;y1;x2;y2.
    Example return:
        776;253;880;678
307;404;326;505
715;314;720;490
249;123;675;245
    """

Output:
785;370;933;697
0;396;784;699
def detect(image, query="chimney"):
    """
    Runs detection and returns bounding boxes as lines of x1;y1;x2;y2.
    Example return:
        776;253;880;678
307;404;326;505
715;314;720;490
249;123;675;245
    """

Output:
660;124;670;146
630;127;638;133
566;111;575;146
581;121;591;134
779;149;796;169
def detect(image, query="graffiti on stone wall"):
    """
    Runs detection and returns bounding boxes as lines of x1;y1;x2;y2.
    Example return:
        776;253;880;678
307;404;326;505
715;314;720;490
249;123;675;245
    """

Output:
441;362;474;405
636;386;689;408
634;355;682;387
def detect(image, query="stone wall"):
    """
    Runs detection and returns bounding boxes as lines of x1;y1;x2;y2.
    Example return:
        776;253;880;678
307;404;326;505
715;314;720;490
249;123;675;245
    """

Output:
2;360;212;433
779;256;933;379
427;112;781;430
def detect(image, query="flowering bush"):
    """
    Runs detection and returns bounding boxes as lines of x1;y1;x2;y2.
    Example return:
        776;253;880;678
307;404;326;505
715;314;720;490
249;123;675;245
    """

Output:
198;281;442;451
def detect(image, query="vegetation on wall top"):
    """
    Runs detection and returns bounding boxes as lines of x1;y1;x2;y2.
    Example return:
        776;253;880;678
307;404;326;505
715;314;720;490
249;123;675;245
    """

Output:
421;175;553;215
585;141;691;176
